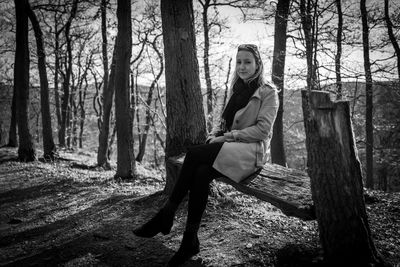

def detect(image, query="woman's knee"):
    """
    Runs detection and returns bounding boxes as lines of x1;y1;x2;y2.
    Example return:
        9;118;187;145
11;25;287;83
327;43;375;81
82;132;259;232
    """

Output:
193;164;216;186
185;143;222;166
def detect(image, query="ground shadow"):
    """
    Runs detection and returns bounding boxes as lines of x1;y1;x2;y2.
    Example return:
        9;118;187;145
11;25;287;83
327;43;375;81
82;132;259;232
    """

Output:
275;243;323;267
1;188;207;266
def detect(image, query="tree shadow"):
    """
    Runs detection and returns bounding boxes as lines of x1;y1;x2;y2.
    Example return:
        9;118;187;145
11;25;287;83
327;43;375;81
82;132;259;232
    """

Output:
275;243;324;267
5;228;174;267
68;162;103;170
0;179;75;204
1;190;207;266
0;156;18;164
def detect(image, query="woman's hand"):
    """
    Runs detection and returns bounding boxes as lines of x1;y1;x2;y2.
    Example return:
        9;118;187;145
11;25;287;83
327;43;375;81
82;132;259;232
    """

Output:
209;136;226;143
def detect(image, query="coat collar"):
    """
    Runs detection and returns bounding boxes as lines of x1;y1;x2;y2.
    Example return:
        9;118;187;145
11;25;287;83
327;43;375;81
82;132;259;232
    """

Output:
251;85;264;100
251;84;275;100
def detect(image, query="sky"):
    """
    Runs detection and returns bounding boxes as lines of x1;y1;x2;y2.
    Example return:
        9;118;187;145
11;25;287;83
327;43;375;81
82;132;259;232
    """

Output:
207;2;398;91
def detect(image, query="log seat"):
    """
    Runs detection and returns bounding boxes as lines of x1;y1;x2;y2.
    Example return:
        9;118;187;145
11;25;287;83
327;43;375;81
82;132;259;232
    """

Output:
167;154;316;221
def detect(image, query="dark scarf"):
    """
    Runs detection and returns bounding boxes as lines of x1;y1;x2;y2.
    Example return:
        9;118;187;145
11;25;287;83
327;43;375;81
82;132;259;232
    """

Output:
221;78;258;131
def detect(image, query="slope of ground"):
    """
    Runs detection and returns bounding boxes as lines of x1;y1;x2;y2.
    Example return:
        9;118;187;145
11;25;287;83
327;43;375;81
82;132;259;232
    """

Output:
0;147;399;267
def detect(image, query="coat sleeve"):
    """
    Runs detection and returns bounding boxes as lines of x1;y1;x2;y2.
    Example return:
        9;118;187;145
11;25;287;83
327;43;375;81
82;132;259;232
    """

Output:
224;89;279;143
206;119;226;143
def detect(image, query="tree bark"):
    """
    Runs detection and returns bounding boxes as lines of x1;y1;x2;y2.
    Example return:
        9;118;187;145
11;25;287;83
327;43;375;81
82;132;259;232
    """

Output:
54;15;62;144
161;0;207;193
101;0;109;97
384;0;400;80
78;72;90;149
335;0;343;99
299;0;318;91
114;0;135;179
27;2;56;160
271;0;290;166
7;84;18;147
361;0;374;189
14;0;36;162
97;51;116;168
201;0;213;133
302;90;382;266
221;57;232;114
59;0;78;148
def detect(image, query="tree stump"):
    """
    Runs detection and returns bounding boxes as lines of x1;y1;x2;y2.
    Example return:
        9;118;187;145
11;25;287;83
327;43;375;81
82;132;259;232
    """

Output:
301;90;382;266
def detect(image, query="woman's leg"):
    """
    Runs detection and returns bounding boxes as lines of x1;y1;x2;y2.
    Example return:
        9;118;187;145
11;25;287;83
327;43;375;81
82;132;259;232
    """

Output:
187;164;221;228
133;142;223;238
168;164;222;266
169;142;223;205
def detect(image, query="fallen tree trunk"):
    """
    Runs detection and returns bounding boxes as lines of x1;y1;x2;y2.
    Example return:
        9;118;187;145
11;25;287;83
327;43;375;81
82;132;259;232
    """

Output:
167;155;315;221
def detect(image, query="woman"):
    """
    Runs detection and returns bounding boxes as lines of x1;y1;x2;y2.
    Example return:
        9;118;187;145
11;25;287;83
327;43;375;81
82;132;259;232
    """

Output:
133;44;279;266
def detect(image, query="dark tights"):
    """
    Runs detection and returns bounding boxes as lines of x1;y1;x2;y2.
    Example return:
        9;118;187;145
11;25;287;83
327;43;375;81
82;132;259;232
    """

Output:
169;142;224;226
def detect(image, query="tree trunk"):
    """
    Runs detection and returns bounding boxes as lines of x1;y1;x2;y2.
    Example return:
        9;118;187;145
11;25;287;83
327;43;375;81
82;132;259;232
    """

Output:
300;0;318;91
361;0;374;189
70;90;78;148
7;84;18;147
14;0;36;162
302;90;383;266
135;85;155;162
114;0;135;179
161;0;207;193
271;0;290;166
101;0;109;96
78;76;89;149
201;0;213;133
54;17;62;144
27;2;56;160
97;48;116;168
384;0;400;80
59;0;78;148
221;57;232;114
335;0;343;99
136;38;163;162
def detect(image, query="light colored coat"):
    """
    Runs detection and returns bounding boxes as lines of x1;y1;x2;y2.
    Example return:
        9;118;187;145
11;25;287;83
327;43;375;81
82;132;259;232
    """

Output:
209;84;279;182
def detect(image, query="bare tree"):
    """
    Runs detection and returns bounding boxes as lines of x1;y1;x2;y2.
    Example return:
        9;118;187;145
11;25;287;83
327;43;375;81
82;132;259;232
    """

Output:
335;0;343;99
361;0;374;189
14;0;36;161
270;0;290;166
161;0;207;193
114;0;136;179
97;50;116;168
97;0;114;168
136;35;164;162
384;0;400;80
54;11;62;140
7;85;18;147
59;0;78;148
299;0;319;91
27;1;56;160
73;42;93;149
101;0;109;100
197;0;245;133
199;0;214;132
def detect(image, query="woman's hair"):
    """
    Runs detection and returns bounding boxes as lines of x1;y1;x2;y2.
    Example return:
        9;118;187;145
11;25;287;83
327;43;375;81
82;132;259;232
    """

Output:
230;44;266;90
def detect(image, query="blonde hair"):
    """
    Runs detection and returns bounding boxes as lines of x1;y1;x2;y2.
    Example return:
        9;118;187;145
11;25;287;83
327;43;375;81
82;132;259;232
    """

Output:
230;44;266;91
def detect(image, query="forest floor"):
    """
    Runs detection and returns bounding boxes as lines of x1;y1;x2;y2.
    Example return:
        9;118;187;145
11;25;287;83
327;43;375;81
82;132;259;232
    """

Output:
0;146;399;267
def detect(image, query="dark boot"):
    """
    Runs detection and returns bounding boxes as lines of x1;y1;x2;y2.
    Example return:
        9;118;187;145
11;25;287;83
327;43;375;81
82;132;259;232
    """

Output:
133;200;177;238
167;230;200;266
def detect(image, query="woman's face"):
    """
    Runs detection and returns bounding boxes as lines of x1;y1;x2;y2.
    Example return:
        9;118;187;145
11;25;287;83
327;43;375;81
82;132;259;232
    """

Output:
236;50;257;81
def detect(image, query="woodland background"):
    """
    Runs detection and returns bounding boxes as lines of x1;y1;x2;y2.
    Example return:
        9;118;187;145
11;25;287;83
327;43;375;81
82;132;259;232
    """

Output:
0;0;400;266
0;0;399;190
